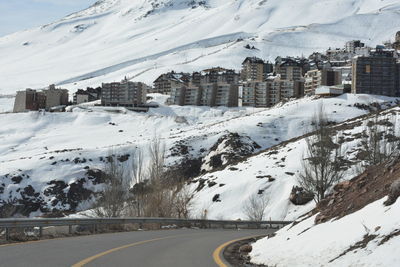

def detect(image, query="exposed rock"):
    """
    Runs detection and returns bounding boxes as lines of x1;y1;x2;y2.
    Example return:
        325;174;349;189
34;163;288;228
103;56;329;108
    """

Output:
201;132;261;172
289;186;314;205
384;179;400;206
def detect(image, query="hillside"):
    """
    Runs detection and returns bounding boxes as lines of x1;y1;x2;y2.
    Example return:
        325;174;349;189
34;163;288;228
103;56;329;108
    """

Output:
250;157;400;266
0;93;397;217
1;0;400;94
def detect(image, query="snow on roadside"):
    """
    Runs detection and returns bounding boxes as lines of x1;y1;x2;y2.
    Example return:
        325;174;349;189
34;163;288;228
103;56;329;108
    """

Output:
250;197;400;267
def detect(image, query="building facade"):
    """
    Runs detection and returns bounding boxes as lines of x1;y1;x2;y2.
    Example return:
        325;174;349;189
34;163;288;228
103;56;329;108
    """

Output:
304;70;322;95
13;85;68;113
352;48;399;97
101;81;147;107
241;57;273;82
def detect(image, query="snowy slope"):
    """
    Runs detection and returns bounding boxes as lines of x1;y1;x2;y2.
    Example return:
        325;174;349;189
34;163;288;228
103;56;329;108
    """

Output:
188;96;400;220
0;93;397;216
1;0;400;94
250;197;400;267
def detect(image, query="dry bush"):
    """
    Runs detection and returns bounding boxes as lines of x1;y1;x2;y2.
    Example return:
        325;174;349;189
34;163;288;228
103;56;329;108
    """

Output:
242;194;269;221
298;105;344;203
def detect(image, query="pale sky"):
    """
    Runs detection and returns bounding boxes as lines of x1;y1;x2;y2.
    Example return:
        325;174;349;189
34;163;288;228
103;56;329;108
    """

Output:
0;0;97;37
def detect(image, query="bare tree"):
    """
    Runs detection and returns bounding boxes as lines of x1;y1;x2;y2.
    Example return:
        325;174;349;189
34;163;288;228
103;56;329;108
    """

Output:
298;105;344;203
360;112;400;166
129;148;147;217
242;194;269;221
93;153;128;218
173;185;193;219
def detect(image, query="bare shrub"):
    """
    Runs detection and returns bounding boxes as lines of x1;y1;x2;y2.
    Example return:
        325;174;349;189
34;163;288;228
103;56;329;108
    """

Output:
93;152;129;218
298;105;344;203
242;194;269;221
360;113;400;167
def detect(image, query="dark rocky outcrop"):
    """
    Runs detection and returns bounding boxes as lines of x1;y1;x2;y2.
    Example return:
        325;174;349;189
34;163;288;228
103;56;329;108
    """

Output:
289;186;314;205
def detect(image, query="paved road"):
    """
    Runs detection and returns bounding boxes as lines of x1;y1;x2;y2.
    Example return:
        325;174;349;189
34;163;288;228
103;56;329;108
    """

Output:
0;229;272;267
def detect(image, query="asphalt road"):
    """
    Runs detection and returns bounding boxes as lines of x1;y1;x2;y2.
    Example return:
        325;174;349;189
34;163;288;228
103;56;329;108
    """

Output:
0;229;273;267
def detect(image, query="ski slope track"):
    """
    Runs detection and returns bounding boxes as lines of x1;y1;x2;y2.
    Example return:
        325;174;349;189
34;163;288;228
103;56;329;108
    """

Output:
1;0;400;94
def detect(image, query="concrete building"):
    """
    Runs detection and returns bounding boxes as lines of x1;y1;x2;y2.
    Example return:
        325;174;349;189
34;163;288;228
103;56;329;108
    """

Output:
321;69;342;86
304;70;322;95
352;48;399;97
241;57;273;81
202;68;239;84
42;84;69;110
73;87;101;104
275;58;305;82
153;72;190;95
168;82;238;107
13;89;46;112
13;85;68;113
345;40;365;54
242;78;295;108
101;81;147;107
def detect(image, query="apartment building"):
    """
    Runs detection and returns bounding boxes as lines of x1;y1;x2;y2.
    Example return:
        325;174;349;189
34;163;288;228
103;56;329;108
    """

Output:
153;72;190;95
275;57;305;81
321;69;342;86
73;87;101;104
352;47;399;97
168;82;238;107
242;78;294;108
241;57;273;81
13;85;68;113
304;69;322;95
101;81;147;107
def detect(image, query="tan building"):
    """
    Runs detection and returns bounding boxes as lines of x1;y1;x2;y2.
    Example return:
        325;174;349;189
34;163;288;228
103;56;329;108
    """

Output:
13;89;46;112
13;85;68;113
153;72;190;95
241;57;273;82
242;78;295;108
101;81;147;107
42;84;69;109
304;70;322;95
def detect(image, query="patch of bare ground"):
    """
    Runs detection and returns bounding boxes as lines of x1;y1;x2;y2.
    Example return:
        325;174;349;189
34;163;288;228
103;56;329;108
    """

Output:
224;236;269;267
314;157;400;224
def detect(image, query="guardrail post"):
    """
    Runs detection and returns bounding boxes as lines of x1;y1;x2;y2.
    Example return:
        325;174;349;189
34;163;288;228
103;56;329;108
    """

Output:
5;228;10;241
235;223;238;230
68;225;72;235
39;226;43;239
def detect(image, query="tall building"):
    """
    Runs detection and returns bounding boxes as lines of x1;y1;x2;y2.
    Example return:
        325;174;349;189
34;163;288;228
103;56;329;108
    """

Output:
321;69;342;86
153;72;190;95
73;87;101;104
352;48;399;97
13;85;68;113
304;70;322;95
168;82;238;107
275;58;304;81
345;40;365;54
241;57;273;81
13;89;46;112
101;81;147;107
242;78;295;108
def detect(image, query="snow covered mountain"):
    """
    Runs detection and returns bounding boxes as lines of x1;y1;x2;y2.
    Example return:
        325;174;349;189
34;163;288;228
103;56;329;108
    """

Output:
1;0;400;95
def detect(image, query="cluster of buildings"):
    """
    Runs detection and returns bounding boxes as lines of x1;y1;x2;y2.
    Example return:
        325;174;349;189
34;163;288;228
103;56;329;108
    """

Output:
13;31;400;112
13;85;69;113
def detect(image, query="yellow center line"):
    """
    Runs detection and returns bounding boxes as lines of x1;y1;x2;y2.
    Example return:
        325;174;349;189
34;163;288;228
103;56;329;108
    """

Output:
213;235;262;267
71;233;196;267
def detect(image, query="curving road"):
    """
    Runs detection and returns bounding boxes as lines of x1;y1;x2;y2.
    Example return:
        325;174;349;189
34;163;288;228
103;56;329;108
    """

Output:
0;229;273;267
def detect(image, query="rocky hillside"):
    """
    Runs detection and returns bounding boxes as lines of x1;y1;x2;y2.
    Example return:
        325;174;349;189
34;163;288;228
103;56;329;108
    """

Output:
1;0;400;94
250;157;400;266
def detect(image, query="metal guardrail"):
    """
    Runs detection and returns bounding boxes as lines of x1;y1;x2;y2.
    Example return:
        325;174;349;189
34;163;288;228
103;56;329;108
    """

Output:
0;217;292;240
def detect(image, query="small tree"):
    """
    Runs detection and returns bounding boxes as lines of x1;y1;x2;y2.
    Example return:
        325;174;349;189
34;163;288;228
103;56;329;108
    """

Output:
360;112;400;166
298;105;344;203
93;153;128;218
242;194;269;221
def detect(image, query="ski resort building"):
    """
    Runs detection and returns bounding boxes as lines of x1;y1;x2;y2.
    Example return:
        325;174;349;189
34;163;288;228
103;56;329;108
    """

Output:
242;78;295;108
101;81;147;107
73;87;101;104
352;47;400;97
241;57;273;82
13;85;68;113
168;82;238;107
